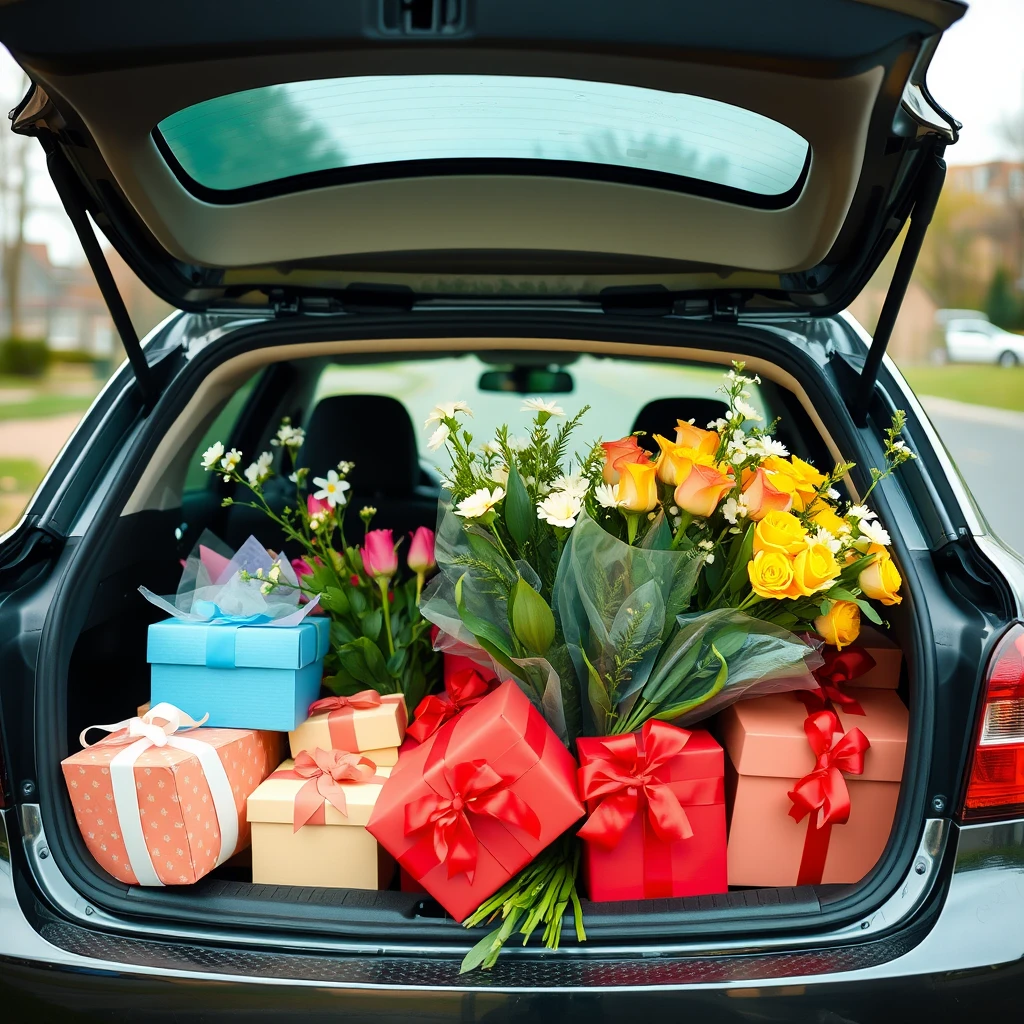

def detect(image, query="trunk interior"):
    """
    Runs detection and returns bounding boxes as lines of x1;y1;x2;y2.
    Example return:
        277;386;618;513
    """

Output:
41;322;922;952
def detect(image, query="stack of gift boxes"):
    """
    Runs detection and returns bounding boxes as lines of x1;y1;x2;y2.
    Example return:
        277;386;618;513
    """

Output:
62;607;907;921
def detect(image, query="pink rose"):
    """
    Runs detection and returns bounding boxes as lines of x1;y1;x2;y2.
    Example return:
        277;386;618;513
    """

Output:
307;493;331;518
362;529;398;580
407;526;436;574
291;557;315;578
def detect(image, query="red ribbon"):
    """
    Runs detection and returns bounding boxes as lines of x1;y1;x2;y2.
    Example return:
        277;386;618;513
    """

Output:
271;747;387;832
787;711;870;885
797;645;876;717
401;709;546;885
307;691;407;750
406;669;493;744
577;721;704;850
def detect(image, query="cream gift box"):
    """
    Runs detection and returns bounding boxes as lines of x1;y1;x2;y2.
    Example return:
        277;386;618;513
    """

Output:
247;750;394;889
287;692;406;763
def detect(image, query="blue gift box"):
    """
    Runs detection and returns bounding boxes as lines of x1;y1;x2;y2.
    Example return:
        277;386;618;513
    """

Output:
147;616;331;731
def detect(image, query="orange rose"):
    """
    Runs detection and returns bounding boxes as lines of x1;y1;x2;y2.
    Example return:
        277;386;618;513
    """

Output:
653;434;714;487
601;436;649;485
616;460;660;513
675;420;720;457
673;462;733;517
742;466;794;520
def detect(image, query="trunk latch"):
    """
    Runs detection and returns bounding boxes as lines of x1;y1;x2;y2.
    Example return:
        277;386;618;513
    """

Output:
378;0;466;35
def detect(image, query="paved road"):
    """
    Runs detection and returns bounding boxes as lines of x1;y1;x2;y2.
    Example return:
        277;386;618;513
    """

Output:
923;396;1024;557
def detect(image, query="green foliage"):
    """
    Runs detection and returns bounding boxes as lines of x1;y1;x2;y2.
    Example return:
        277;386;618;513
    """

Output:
510;576;556;655
985;266;1022;330
0;337;50;377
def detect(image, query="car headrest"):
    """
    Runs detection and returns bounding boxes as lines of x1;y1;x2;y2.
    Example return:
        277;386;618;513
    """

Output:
631;397;731;443
299;394;419;499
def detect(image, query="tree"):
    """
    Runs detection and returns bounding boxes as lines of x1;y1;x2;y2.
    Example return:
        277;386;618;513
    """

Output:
0;72;31;338
985;266;1021;329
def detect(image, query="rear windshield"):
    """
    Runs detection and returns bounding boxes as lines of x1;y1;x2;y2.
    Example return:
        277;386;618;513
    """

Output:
156;75;809;201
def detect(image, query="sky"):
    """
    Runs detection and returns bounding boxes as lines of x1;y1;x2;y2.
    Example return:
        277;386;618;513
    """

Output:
1;0;1022;267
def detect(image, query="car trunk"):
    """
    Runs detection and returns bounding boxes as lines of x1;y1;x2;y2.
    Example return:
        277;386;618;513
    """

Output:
32;312;932;953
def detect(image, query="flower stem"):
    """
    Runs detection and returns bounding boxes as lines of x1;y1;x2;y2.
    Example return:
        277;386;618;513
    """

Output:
378;578;396;656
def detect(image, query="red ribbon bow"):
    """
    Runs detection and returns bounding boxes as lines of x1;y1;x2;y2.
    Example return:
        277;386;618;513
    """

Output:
798;645;876;717
272;747;385;832
404;757;541;884
407;669;492;744
787;710;870;885
576;720;698;851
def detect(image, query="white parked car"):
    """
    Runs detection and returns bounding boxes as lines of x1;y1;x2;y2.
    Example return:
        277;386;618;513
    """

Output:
943;316;1024;367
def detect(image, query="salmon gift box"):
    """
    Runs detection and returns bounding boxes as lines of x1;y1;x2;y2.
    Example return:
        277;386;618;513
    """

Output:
576;721;727;902
720;689;908;886
367;681;585;922
247;749;394;889
288;691;407;764
61;703;281;886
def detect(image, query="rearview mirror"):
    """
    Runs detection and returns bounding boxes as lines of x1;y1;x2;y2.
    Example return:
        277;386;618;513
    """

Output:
478;367;574;395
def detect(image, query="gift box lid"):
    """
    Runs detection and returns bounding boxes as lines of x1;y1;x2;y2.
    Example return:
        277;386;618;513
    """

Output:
247;759;393;827
290;693;407;756
720;689;907;783
61;725;264;769
147;615;330;670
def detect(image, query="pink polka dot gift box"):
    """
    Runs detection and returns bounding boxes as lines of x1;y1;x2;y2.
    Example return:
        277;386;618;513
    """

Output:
61;703;283;886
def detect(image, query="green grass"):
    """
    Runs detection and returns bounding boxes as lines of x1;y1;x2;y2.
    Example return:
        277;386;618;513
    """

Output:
0;394;94;421
900;364;1024;412
0;457;46;494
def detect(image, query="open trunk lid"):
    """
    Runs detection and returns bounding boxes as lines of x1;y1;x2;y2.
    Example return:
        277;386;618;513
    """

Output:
3;0;963;320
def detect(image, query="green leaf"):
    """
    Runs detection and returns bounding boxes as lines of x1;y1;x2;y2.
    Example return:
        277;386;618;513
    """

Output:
509;576;556;655
504;463;534;548
386;647;408;678
349;587;368;615
581;648;611;728
454;574;529;683
329;620;357;647
460;926;505;975
319;586;351;616
335;636;390;689
853;598;884;625
819;599;832;617
360;608;382;642
726;522;756;599
651;644;729;721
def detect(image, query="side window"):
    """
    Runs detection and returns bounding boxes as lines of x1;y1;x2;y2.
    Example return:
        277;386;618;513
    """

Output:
182;375;259;493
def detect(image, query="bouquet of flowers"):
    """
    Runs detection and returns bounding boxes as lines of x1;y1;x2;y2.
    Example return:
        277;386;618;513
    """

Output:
420;366;914;970
199;418;440;710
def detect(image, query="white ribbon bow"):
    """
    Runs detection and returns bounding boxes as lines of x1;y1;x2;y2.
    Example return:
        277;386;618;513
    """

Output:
78;702;237;887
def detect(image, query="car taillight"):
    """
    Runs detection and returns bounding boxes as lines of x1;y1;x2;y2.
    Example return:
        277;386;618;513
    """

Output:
961;624;1024;822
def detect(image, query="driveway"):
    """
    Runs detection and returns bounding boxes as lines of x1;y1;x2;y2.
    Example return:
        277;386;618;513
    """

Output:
922;396;1024;557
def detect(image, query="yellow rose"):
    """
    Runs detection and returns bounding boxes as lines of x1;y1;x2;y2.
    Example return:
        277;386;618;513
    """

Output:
808;499;846;536
762;455;821;512
753;510;807;556
859;546;902;606
653;435;713;487
791;542;841;597
675;420;720;456
814;600;861;650
673;462;733;517
747;550;798;600
616;459;660;513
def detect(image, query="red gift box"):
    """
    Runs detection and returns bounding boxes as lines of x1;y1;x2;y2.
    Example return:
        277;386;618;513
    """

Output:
405;667;496;747
576;721;727;902
366;680;584;922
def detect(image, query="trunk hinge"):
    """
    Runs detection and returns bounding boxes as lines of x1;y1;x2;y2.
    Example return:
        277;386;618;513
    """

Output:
43;145;159;412
851;151;946;426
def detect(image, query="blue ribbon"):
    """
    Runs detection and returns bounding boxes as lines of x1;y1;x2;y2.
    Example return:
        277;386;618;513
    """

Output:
191;602;275;668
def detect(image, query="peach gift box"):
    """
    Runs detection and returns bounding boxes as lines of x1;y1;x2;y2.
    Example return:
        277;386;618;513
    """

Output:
61;726;282;886
247;759;394;889
840;625;902;689
287;693;406;762
720;688;907;886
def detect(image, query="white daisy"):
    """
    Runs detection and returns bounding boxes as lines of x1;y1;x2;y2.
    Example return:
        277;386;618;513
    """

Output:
536;491;583;528
721;494;749;525
201;442;225;470
595;483;622;509
858;518;891;547
521;398;565;417
708;418;729;431
454;486;505;519
745;436;789;459
733;399;763;422
827;487;841;500
551;473;590;499
805;526;842;554
480;440;503;456
489;464;510;487
847;505;877;521
311;469;352;509
271;424;305;449
244;450;273;485
219;448;242;481
426;423;451;451
424;401;472;427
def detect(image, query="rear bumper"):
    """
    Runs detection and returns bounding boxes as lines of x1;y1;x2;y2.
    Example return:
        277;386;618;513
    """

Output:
3;810;1023;1020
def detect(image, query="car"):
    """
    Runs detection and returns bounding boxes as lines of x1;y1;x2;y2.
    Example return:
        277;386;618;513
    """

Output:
3;1;1024;1020
942;314;1024;367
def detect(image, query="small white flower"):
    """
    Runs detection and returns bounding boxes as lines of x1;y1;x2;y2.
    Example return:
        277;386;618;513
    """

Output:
827;487;841;501
536;491;583;528
709;418;729;431
201;441;225;470
806;527;842;554
669;506;679;515
595;483;622;509
424;401;473;427
427;424;451;451
288;472;299;483
309;513;326;531
746;436;789;459
489;464;510;487
730;449;746;466
311;469;352;508
219;448;242;481
839;523;852;535
847;505;877;521
480;440;503;456
521;398;565;417
891;439;909;453
506;435;530;451
271;423;305;449
551;473;590;499
734;399;763;422
361;505;377;517
859;518;891;547
260;581;273;595
698;539;715;551
337;460;355;475
268;563;282;583
244;450;273;485
454;486;505;519
721;494;749;525
705;554;715;564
